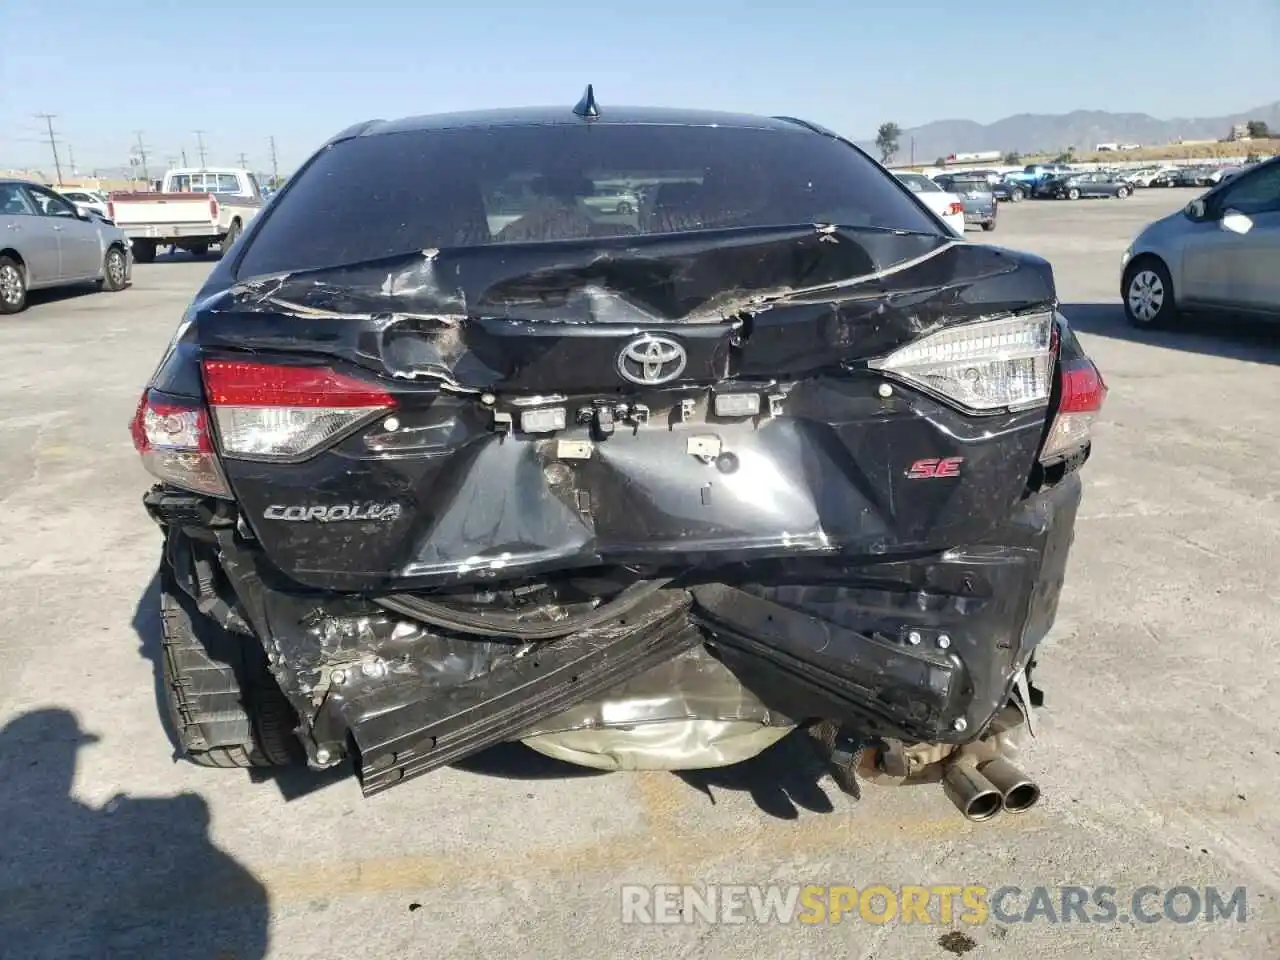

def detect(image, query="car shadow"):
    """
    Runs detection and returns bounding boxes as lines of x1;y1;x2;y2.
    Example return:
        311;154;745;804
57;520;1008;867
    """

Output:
23;283;105;309
152;249;224;263
1062;301;1280;366
0;707;270;959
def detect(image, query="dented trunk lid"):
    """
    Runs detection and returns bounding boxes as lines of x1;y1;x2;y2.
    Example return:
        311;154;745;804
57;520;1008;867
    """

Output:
193;226;1058;590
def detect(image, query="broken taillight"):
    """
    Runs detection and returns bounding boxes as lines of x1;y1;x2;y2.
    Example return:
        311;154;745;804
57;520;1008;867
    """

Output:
201;360;397;460
130;392;231;497
947;201;965;216
868;313;1055;412
1039;358;1107;463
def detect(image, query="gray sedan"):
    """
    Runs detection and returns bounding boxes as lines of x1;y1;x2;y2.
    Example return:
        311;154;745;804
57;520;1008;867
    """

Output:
0;179;132;314
1120;156;1280;328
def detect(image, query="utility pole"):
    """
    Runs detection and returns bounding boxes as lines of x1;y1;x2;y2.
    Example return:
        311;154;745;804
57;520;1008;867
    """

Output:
194;130;207;167
237;152;249;169
181;149;189;166
35;113;64;185
268;136;279;185
910;137;916;165
133;131;150;182
68;145;77;176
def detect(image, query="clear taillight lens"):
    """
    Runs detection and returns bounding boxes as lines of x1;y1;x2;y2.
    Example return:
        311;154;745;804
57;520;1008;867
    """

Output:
201;360;397;461
869;313;1055;412
1040;359;1107;463
130;392;231;497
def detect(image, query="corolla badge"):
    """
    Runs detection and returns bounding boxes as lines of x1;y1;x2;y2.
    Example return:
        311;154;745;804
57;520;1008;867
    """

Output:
263;503;402;523
616;334;687;385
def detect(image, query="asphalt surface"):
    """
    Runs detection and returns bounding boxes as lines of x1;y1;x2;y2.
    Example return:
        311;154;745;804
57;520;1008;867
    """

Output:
1;190;1277;960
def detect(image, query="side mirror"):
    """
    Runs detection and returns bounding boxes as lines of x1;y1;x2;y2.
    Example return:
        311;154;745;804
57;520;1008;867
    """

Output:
1220;210;1253;235
1185;199;1207;221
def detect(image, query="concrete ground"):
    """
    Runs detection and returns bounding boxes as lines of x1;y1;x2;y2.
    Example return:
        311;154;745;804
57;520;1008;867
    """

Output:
0;190;1276;959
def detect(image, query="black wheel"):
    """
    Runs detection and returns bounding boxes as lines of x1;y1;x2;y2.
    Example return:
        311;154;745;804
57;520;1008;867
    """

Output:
1122;257;1176;330
159;561;300;768
222;219;241;253
0;255;27;314
132;240;157;264
187;242;210;258
1067;188;1080;200
981;220;996;231
614;201;633;215
1116;186;1130;199
99;245;129;292
1010;188;1024;203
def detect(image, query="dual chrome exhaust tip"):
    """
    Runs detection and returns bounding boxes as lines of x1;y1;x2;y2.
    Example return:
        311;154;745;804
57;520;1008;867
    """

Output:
942;756;1041;822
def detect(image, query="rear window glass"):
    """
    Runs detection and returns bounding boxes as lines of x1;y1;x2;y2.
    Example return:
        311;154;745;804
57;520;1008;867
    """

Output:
896;174;942;194
947;178;990;191
235;123;942;277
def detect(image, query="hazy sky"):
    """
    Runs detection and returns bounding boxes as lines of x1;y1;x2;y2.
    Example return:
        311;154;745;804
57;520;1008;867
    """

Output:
3;0;1276;172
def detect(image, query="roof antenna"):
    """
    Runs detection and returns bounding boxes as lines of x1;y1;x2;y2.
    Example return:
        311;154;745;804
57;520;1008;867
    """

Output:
573;84;600;120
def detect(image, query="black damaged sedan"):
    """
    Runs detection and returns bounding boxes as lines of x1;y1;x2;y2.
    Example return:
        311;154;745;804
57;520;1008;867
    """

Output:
132;88;1105;820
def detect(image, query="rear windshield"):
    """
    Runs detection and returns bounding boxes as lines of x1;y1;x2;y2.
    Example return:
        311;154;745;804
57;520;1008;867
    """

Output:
947;178;990;191
896;173;942;194
235;123;942;277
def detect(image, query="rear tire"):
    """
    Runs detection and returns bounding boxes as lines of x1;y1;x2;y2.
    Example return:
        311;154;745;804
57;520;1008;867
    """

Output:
187;242;210;258
1010;189;1024;202
159;563;300;768
1116;186;1130;199
0;255;27;314
1122;257;1176;330
132;240;157;264
981;220;996;231
1067;188;1080;200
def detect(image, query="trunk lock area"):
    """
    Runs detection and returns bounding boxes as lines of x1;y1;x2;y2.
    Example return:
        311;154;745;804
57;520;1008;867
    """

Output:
485;389;789;469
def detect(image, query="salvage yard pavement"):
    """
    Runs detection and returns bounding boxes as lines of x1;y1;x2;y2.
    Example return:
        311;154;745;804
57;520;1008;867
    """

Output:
0;190;1277;959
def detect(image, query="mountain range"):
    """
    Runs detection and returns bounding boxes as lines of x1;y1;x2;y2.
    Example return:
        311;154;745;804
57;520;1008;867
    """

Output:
853;101;1280;162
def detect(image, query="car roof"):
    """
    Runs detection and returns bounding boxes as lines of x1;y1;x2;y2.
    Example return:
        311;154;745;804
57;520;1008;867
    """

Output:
338;105;820;141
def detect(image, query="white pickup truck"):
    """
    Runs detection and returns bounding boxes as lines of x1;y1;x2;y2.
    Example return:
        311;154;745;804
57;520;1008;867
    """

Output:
106;167;264;262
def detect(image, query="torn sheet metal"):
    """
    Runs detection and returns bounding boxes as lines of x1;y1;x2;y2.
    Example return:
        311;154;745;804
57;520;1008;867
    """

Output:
195;223;1053;394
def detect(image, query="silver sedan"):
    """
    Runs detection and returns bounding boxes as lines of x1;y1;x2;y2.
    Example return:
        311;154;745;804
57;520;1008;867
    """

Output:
1120;157;1280;329
0;179;133;314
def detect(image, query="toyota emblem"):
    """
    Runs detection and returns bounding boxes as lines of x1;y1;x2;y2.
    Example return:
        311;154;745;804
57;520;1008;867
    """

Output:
616;334;687;385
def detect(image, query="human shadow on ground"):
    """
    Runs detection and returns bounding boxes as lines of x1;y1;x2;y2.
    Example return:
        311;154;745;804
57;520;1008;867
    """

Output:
0;708;270;960
672;730;838;820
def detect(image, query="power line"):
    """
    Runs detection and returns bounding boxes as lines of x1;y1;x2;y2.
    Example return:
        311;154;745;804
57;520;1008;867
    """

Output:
194;130;207;167
34;113;63;185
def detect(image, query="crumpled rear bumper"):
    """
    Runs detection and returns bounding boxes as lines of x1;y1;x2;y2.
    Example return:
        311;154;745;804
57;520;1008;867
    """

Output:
158;472;1081;797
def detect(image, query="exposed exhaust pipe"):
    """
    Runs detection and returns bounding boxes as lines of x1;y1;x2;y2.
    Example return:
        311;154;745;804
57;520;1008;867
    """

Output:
941;758;1003;822
978;757;1041;813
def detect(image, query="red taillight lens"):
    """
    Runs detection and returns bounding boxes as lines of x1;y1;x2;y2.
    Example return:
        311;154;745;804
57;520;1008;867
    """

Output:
209;196;218;218
948;201;965;216
201;360;396;460
130;391;231;497
1040;359;1107;463
107;201;115;220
